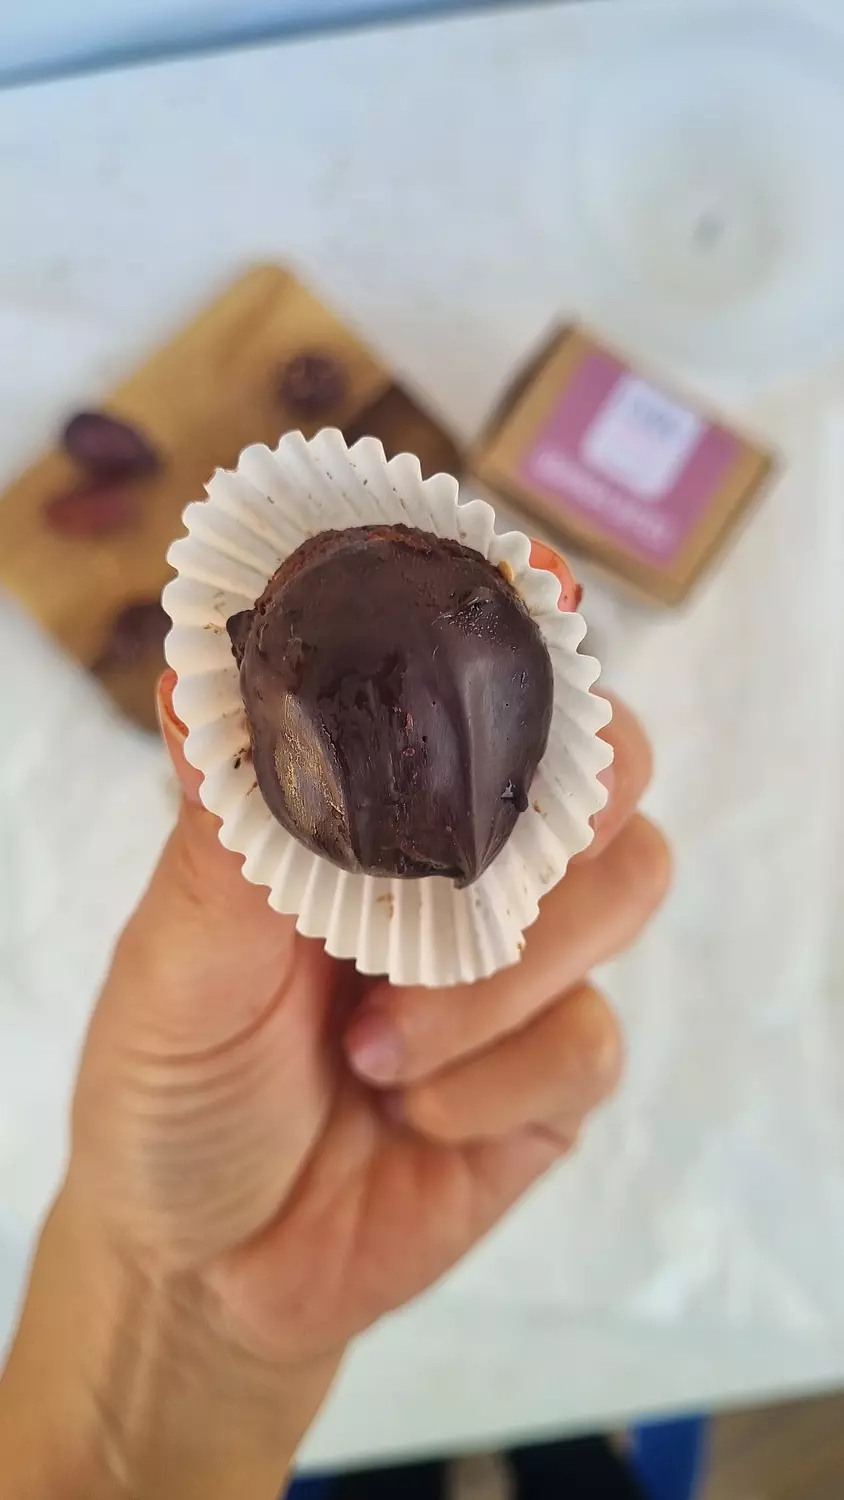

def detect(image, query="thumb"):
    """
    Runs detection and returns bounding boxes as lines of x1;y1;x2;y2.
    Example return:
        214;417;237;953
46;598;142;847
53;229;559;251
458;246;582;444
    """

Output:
73;673;334;1260
103;670;298;1054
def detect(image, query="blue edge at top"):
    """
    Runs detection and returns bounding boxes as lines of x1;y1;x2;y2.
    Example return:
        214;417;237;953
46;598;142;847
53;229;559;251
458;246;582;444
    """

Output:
0;0;592;91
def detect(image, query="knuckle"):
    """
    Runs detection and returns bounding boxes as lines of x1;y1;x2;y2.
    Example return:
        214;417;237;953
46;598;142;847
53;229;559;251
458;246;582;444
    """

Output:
570;988;625;1102
590;1010;625;1101
404;1085;462;1143
611;813;673;912
604;696;654;792
529;1118;581;1157
634;724;655;798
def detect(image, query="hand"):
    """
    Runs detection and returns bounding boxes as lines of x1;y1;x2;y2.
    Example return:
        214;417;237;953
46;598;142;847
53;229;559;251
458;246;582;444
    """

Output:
75;665;666;1341
1;570;669;1499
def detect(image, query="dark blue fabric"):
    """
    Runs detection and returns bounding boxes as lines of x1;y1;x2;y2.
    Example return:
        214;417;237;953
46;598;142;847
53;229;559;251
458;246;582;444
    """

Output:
630;1417;707;1500
510;1435;646;1498
287;1418;708;1500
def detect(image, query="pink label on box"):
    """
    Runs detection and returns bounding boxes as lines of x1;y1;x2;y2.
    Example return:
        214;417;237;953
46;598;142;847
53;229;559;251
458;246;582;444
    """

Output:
520;351;739;564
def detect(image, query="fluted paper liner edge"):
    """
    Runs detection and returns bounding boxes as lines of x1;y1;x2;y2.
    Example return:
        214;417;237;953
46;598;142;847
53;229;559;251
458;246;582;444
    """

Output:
163;428;612;986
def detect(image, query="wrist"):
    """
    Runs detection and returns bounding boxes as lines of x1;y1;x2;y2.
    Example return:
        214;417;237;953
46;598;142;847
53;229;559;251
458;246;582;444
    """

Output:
0;1188;123;1499
0;1181;340;1500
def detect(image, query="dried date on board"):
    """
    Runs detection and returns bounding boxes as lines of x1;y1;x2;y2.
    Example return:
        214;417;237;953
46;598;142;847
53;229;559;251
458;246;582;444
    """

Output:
277;353;348;417
94;601;171;674
61;411;161;478
44;481;141;539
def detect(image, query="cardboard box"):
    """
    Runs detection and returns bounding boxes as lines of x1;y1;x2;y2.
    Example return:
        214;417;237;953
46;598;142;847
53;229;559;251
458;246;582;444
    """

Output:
471;326;777;604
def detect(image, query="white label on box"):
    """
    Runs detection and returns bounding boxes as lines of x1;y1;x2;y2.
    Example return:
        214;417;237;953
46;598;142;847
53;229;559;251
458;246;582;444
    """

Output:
580;374;705;500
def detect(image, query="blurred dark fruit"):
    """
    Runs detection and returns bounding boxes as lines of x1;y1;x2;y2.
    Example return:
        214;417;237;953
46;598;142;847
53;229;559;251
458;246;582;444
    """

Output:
44;481;141;538
61;410;161;477
277;352;347;416
94;601;171;674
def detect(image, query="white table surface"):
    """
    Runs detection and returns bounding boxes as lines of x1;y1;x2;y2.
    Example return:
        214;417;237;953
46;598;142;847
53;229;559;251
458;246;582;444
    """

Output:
2;0;844;1471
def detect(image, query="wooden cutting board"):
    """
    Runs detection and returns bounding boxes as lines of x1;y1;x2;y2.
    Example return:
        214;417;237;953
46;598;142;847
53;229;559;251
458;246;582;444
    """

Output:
0;266;462;729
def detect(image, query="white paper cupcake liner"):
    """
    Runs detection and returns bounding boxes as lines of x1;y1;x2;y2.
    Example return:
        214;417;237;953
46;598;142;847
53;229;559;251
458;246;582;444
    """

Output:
163;429;612;987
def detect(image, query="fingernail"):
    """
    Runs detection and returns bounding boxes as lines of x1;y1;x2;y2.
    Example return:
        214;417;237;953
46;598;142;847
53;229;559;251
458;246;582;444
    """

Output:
346;1010;405;1084
157;669;187;741
529;539;583;612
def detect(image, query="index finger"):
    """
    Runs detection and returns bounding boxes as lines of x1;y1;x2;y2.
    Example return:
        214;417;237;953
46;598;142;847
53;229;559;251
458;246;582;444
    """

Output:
345;811;670;1089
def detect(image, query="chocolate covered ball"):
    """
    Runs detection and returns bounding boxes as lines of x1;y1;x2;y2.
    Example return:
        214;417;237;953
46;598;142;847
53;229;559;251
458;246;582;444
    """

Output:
228;524;553;886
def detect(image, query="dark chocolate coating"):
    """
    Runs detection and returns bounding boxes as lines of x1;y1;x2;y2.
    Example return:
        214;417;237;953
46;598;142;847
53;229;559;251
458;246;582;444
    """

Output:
228;525;553;886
